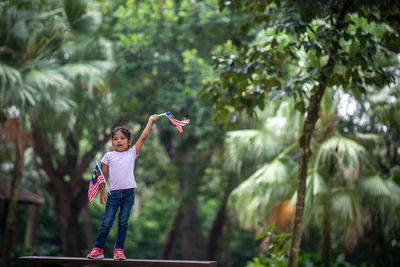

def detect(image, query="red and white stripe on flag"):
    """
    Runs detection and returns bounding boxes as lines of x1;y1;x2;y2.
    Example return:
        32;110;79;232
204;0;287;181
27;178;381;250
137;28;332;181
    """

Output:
162;112;190;133
88;164;105;203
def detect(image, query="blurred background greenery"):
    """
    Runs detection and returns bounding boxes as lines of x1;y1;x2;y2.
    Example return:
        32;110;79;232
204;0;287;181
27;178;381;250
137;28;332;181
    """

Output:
0;0;399;267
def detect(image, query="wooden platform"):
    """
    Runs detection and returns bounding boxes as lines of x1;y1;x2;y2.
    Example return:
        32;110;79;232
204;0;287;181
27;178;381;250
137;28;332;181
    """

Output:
19;256;217;267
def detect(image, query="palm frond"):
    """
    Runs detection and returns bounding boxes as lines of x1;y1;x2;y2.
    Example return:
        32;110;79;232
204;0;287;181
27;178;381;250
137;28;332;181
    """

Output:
224;101;300;170
90;60;115;72
304;170;328;222
62;36;114;61
331;190;362;230
368;81;400;126
0;63;37;108
19;84;37;107
373;100;400;125
23;64;71;91
62;62;100;79
250;158;295;185
358;177;400;224
229;158;296;228
64;0;101;33
0;63;23;89
307;171;328;196
21;64;76;112
250;127;285;159
224;129;258;172
62;60;115;92
315;135;366;179
267;100;302;139
231;188;275;228
385;179;400;205
384;180;400;222
359;175;391;198
75;10;102;33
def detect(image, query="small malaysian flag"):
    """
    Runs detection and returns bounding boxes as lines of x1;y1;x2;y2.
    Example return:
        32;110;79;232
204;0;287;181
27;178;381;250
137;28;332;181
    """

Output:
159;112;190;133
88;162;105;203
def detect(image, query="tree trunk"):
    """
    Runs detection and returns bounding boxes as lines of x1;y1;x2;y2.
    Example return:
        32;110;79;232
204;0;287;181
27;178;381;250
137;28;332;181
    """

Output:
52;187;84;256
287;2;351;266
321;199;331;267
80;204;96;253
206;172;235;260
24;204;40;249
159;203;184;259
2;119;25;267
287;74;328;267
366;222;374;266
206;197;228;260
221;211;233;267
366;212;387;267
181;191;206;260
375;213;386;267
161;170;233;261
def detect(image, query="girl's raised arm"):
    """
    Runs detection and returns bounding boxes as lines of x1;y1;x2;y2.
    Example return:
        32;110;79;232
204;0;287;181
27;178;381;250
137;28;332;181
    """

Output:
135;115;158;154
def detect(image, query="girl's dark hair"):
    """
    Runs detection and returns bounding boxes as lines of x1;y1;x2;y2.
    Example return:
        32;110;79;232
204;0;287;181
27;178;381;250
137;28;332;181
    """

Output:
112;126;131;140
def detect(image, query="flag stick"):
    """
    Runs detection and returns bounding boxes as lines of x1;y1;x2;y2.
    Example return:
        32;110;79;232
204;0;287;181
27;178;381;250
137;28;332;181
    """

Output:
96;161;111;195
157;113;166;116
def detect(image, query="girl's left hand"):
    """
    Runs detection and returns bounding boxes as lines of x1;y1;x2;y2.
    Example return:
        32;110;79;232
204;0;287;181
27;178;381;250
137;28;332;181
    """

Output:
100;193;107;205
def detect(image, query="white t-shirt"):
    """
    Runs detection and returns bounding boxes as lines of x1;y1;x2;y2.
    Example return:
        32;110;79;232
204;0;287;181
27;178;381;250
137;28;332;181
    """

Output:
101;146;138;191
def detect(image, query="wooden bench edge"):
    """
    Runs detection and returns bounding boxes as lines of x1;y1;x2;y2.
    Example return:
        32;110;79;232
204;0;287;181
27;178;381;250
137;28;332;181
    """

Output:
19;256;217;267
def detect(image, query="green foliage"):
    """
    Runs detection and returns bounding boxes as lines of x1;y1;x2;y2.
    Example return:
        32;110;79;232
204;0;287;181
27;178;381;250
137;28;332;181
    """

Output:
224;86;400;265
201;0;397;125
199;2;400;266
246;254;286;267
297;252;357;267
246;224;290;267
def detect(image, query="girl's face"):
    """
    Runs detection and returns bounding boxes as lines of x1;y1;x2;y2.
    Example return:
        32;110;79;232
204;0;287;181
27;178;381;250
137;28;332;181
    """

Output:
112;130;131;152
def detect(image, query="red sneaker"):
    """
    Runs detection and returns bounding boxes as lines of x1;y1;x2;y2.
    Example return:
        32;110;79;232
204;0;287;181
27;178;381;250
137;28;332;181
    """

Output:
87;247;104;259
113;248;126;260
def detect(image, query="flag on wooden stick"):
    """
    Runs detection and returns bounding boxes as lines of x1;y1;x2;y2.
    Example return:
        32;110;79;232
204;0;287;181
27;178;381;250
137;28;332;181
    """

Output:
88;161;110;203
158;112;190;133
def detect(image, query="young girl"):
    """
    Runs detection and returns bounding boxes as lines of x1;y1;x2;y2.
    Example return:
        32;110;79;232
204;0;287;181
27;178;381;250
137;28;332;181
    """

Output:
87;114;159;260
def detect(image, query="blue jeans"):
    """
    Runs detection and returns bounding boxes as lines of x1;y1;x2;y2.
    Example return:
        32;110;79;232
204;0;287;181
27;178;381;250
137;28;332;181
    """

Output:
94;188;135;249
